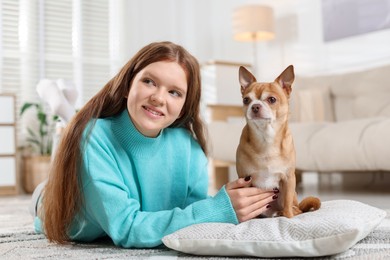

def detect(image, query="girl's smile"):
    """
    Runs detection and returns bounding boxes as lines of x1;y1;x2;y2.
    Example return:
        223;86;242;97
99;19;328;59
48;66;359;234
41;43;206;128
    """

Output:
142;105;164;117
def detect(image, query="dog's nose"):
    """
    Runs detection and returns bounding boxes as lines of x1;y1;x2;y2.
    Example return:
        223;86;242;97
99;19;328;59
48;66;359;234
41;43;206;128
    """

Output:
252;104;261;114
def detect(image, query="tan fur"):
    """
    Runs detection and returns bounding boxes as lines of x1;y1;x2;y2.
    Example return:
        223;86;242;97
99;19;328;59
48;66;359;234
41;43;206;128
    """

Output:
236;65;321;218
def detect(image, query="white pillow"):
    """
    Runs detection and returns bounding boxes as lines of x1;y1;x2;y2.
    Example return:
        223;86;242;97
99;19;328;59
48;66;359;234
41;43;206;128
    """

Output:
163;200;386;258
291;86;334;123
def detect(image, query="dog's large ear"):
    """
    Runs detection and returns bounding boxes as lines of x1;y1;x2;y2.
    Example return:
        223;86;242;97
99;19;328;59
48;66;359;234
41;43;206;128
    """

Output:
239;66;257;95
275;65;294;98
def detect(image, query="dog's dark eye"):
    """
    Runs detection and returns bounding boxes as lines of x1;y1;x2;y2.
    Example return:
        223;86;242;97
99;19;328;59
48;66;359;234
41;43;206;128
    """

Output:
243;97;250;105
267;96;277;104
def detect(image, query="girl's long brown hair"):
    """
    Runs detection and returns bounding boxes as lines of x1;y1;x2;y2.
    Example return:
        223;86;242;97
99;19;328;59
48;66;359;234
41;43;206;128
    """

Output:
41;41;208;244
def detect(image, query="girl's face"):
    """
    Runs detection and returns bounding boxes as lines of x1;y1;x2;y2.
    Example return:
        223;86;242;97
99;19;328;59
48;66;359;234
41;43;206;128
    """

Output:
126;61;188;137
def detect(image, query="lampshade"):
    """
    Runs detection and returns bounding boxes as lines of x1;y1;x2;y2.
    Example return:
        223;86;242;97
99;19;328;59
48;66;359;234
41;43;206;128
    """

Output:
232;5;275;42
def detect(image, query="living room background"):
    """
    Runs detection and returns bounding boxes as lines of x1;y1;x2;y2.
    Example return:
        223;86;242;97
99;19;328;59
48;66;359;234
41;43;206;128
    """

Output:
0;0;389;153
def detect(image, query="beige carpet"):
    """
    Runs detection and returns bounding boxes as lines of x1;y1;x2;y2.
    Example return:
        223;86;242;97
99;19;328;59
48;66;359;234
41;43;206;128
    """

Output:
1;195;389;259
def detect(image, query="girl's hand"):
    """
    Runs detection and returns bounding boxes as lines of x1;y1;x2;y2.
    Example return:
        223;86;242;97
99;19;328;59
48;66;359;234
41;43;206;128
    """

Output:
225;177;276;222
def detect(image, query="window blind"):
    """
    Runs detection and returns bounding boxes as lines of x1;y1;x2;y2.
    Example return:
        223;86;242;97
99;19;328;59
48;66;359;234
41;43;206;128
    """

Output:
0;0;112;147
1;0;20;97
81;0;110;103
44;0;73;81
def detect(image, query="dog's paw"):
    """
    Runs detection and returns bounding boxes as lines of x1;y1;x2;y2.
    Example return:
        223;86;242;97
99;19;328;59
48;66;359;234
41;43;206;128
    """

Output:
275;211;284;217
280;207;301;218
281;211;293;218
292;206;302;216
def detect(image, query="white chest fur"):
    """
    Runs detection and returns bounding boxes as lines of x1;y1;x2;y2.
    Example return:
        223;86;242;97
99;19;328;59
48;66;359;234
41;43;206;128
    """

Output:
251;163;290;190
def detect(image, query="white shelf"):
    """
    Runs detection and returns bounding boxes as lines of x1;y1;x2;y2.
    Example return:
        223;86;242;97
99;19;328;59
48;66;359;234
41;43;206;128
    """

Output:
0;94;17;195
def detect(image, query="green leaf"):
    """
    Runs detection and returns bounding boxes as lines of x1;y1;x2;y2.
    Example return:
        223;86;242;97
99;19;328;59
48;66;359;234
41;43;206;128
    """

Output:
20;101;64;156
26;138;40;146
27;128;38;139
37;112;48;125
20;103;36;115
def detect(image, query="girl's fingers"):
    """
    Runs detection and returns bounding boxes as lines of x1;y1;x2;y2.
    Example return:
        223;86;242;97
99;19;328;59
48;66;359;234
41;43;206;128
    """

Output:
231;190;274;209
246;191;275;206
237;193;275;216
225;177;252;190
225;177;279;222
238;203;272;222
226;178;272;197
234;192;275;219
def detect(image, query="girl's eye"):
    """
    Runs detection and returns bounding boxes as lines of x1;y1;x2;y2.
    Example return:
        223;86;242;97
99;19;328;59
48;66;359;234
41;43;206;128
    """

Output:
169;90;182;97
143;78;156;86
243;97;250;105
267;96;277;104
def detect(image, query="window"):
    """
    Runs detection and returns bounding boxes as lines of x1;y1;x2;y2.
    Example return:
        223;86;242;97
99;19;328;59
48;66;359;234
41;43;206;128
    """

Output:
0;0;112;145
1;0;20;103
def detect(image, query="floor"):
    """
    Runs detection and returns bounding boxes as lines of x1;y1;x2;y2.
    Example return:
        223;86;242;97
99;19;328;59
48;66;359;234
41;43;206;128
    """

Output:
297;171;390;209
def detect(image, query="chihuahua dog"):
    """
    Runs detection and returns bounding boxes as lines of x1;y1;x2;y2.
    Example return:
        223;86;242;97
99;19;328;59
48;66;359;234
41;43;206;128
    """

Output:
236;65;321;218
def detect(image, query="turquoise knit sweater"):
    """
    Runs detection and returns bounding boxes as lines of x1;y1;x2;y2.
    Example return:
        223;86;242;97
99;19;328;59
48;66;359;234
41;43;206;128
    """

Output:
34;109;238;248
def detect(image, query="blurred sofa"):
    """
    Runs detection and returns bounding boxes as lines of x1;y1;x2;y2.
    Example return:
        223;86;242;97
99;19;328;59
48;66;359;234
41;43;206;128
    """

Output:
207;64;390;190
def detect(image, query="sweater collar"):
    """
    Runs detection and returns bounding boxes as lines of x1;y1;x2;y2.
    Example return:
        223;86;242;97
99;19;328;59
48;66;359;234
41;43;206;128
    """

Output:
112;109;164;156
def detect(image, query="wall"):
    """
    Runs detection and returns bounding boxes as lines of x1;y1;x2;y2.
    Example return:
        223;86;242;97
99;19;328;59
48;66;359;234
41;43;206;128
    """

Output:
116;0;214;70
121;0;390;80
268;0;390;77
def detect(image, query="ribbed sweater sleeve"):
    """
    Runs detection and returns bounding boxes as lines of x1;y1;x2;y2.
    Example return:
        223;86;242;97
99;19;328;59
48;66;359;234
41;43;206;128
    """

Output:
80;179;236;248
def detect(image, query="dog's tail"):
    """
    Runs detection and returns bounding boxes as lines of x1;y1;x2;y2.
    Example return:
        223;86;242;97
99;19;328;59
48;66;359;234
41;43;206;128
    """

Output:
299;196;321;212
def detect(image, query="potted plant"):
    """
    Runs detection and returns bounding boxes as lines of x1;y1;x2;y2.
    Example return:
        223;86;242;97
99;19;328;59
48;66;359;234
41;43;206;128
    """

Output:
20;102;58;193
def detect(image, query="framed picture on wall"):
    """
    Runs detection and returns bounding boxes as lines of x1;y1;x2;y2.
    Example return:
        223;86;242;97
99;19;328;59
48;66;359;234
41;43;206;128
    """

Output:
322;0;390;41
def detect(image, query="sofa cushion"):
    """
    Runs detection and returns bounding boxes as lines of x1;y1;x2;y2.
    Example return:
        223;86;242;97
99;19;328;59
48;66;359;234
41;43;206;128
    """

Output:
294;65;390;121
332;92;390;121
291;86;334;122
291;117;390;172
353;93;390;118
208;119;244;163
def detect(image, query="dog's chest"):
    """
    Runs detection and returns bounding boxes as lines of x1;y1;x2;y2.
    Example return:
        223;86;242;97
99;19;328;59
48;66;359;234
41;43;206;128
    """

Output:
250;160;289;190
243;145;290;189
237;122;294;190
